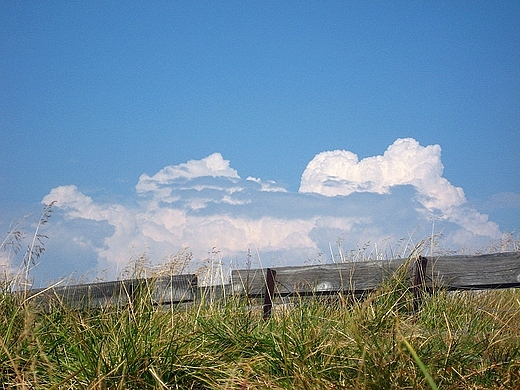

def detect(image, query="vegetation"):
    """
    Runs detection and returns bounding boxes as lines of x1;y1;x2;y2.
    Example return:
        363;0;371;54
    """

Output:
1;208;519;388
1;269;519;389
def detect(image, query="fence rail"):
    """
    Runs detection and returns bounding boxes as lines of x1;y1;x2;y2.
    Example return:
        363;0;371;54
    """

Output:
26;252;520;311
230;252;520;296
26;274;198;309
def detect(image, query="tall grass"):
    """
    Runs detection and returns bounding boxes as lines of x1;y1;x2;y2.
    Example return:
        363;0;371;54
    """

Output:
1;263;519;389
2;213;519;388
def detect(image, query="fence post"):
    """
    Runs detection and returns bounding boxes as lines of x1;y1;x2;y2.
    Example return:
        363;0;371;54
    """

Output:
263;268;277;320
412;256;428;311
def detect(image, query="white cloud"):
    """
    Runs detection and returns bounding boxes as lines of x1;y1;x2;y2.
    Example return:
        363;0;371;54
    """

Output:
135;153;246;212
136;152;239;195
42;185;142;275
300;138;500;238
0;252;14;276
39;139;506;284
246;177;288;193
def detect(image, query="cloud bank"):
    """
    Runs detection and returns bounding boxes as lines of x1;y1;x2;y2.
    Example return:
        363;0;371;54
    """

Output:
300;138;500;238
40;139;502;283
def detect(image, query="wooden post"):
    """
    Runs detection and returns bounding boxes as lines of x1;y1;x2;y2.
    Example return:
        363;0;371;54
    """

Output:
263;268;276;320
412;256;428;311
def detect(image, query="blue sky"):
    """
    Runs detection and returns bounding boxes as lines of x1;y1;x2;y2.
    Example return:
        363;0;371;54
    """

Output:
1;2;519;286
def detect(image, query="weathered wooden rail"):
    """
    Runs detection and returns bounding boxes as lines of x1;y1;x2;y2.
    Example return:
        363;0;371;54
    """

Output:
230;252;520;297
230;252;520;316
25;252;520;312
26;274;198;309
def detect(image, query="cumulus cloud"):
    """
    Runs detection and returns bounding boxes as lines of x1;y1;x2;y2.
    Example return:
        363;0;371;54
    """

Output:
135;153;246;212
38;139;505;284
300;138;500;238
136;153;239;194
42;185;142;274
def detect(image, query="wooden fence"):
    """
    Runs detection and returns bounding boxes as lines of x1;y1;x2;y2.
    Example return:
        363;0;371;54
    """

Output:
26;252;520;312
230;252;520;296
27;274;198;309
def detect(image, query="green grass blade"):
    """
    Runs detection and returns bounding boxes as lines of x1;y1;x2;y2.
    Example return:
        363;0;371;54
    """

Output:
401;334;439;390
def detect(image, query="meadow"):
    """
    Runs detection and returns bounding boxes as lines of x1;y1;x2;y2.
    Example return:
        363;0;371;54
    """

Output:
1;265;519;389
1;208;519;388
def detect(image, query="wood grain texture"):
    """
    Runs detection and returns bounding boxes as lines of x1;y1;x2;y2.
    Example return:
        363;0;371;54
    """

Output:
231;252;520;296
426;252;520;289
25;253;520;308
28;274;198;308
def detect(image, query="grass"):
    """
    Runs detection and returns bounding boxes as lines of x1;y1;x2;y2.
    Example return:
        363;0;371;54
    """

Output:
1;213;519;388
1;266;519;389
